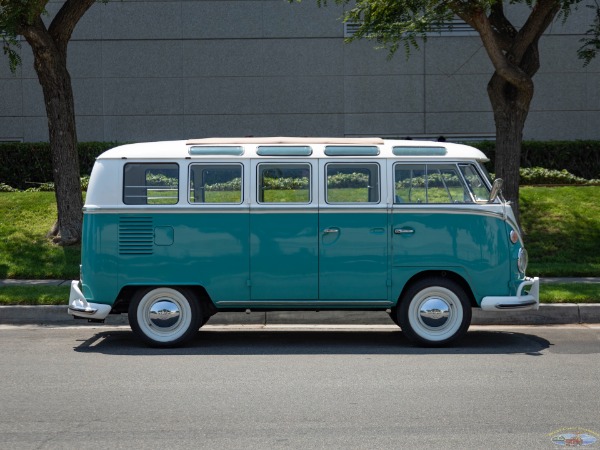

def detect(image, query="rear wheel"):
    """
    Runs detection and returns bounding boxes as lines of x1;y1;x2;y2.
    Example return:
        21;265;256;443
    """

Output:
128;287;202;347
398;277;471;347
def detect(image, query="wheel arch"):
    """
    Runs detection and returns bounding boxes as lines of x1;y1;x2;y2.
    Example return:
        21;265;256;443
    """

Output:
396;270;477;308
112;284;216;316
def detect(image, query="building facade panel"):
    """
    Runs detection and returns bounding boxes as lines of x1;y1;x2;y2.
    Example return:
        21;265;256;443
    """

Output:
425;112;496;138
68;41;104;79
101;1;183;40
182;40;266;77
75;116;106;142
72;79;104;117
524;111;595;140
344;112;425;137
262;76;344;114
21;79;45;117
21;117;49;142
531;73;589;111
261;0;344;38
344;75;424;114
424;37;493;75
0;118;23;142
343;40;424;76
101;40;184;78
0;0;598;143
183;77;264;115
261;39;344;76
104;115;186;142
425;74;492;112
103;78;184;116
182;1;264;39
0;80;22;116
184;112;346;138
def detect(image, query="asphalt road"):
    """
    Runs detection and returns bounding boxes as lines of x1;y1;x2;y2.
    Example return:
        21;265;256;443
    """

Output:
1;324;599;450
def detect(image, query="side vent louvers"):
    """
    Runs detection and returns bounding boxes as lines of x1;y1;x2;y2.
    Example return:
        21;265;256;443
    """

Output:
119;216;154;255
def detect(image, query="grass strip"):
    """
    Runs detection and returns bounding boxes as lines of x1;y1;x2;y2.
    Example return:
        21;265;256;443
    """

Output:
0;283;598;306
539;283;600;304
0;286;69;305
1;187;599;279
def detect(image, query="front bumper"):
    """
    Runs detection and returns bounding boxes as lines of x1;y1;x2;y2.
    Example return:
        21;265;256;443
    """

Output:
480;277;540;311
67;280;112;320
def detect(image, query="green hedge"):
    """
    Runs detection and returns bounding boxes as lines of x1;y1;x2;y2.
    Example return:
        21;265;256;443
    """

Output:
471;140;600;180
1;141;599;190
0;142;116;190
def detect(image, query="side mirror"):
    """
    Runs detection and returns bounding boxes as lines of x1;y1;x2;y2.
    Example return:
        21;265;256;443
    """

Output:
489;178;503;203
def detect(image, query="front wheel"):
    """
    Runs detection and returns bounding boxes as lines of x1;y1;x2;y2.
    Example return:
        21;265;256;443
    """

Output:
398;277;471;347
128;287;202;347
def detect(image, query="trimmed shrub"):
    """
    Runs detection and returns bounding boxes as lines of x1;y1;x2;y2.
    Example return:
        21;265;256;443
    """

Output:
1;140;599;189
472;140;600;180
519;167;600;186
0;142;118;190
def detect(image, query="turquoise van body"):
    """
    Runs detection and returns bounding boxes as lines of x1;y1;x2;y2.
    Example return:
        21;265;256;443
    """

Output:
69;137;539;347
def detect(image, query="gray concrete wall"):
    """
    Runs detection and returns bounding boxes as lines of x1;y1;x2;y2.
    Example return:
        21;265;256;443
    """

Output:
1;0;598;143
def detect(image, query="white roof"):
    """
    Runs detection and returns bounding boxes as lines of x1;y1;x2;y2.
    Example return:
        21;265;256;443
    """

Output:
96;137;489;161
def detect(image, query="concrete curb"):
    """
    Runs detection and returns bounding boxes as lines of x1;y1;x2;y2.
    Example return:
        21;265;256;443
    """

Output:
1;278;599;326
1;304;600;326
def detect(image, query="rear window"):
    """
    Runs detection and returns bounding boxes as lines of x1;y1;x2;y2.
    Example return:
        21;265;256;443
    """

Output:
123;163;179;205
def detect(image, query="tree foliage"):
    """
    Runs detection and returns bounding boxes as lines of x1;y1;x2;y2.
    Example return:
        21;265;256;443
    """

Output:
578;0;600;65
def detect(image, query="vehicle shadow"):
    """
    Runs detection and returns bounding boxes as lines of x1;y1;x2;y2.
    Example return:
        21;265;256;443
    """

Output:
73;328;550;356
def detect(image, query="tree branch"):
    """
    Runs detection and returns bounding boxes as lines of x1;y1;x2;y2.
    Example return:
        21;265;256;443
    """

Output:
18;16;54;53
510;0;560;63
488;2;516;51
48;0;96;53
455;7;532;91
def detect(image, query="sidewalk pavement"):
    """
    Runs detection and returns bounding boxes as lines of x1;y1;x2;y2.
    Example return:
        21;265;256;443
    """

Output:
1;278;599;326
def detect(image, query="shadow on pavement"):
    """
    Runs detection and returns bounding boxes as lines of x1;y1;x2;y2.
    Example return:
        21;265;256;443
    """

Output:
73;328;550;356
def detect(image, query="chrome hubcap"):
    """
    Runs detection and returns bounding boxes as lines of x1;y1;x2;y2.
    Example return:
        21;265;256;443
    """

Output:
149;300;181;329
418;297;450;328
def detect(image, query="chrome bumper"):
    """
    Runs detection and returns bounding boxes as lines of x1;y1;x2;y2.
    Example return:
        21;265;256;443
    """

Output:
67;280;112;320
480;277;540;311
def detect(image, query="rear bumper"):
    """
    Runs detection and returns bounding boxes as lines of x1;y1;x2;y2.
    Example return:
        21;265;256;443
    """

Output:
67;280;112;320
480;277;540;311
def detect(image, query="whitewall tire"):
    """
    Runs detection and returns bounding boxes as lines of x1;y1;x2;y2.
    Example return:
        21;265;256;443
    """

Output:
128;287;202;347
398;277;471;347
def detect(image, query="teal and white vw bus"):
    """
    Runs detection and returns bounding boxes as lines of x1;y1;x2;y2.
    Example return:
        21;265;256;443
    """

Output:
68;137;539;347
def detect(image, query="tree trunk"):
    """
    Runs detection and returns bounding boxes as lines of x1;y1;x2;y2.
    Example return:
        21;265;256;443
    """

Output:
458;1;560;226
28;34;83;245
487;72;532;224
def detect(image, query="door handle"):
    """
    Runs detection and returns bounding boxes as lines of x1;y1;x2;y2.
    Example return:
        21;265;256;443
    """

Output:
394;228;415;235
323;228;339;234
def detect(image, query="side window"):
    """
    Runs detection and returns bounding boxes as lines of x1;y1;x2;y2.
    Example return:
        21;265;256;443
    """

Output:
257;163;310;203
326;163;380;203
395;165;426;204
123;163;179;205
394;164;472;204
429;166;471;203
189;164;242;204
460;164;490;202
